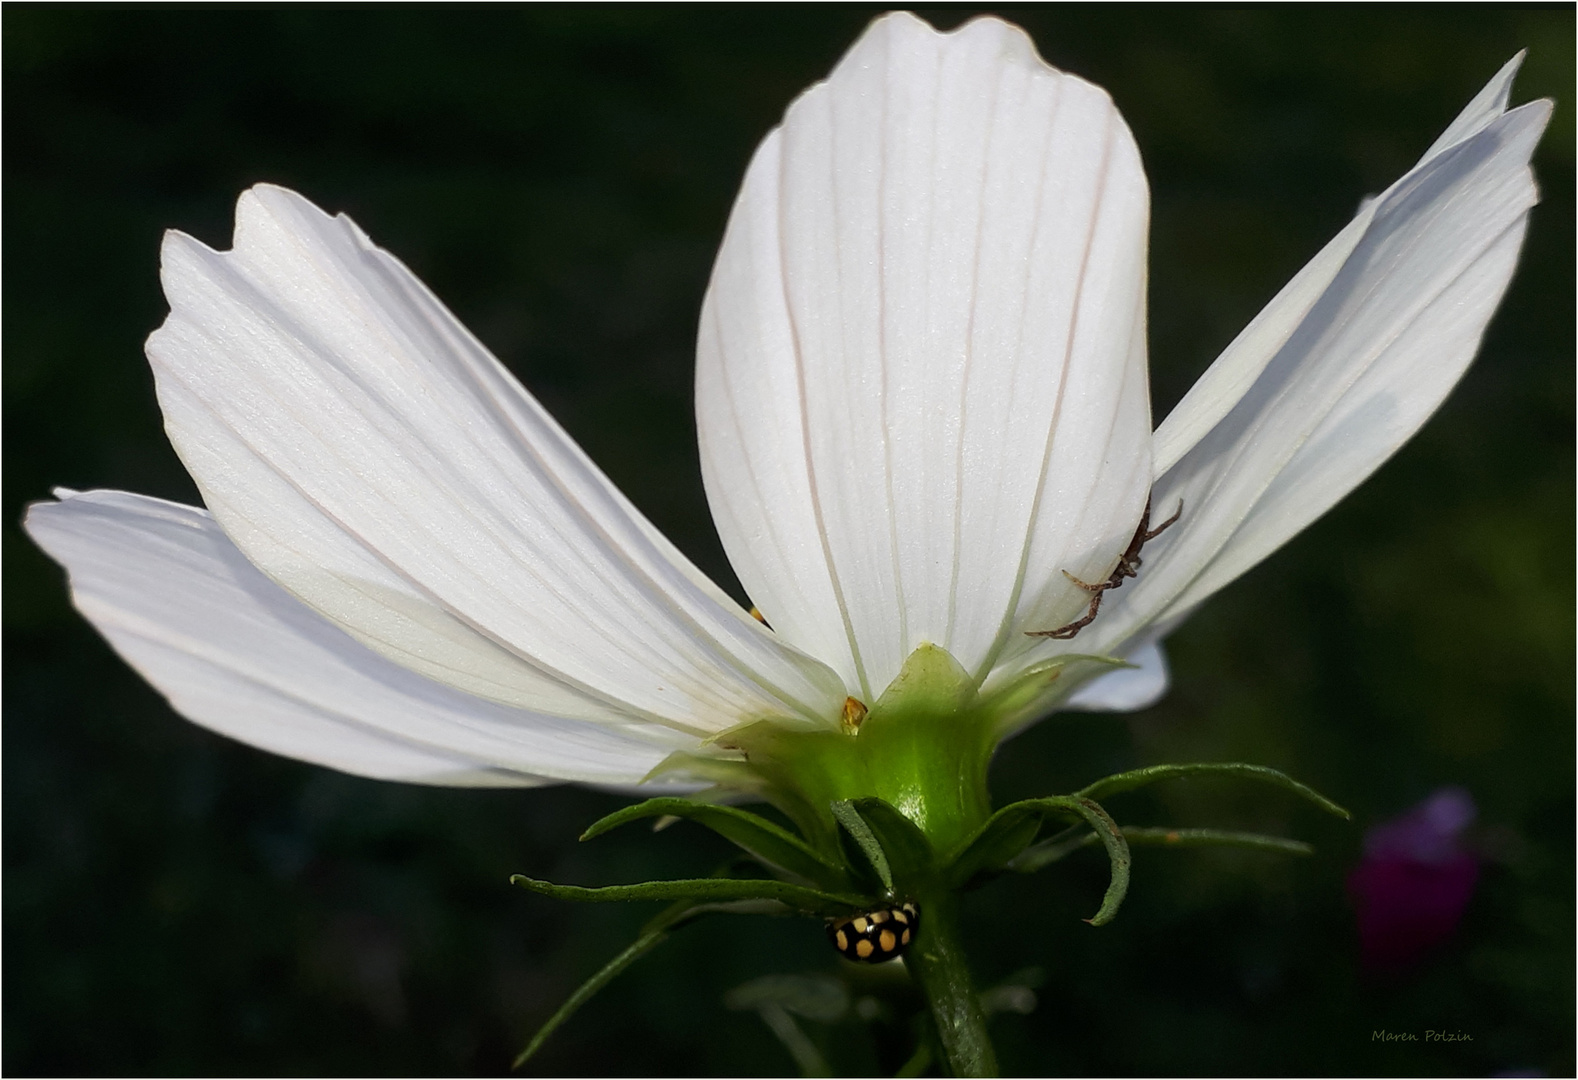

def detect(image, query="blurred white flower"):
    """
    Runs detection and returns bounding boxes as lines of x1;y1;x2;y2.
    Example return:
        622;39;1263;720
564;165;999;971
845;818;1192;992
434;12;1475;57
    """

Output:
26;14;1549;788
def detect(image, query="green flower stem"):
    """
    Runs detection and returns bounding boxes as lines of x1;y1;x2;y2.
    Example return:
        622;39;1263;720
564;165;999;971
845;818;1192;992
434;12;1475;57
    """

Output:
905;890;997;1078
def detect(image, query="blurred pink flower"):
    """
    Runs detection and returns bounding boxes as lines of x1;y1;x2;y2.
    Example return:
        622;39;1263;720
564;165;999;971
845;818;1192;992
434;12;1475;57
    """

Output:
1348;787;1479;971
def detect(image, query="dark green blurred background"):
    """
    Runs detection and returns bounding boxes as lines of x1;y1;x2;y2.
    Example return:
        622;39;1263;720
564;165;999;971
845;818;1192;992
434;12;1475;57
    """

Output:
5;6;1572;1077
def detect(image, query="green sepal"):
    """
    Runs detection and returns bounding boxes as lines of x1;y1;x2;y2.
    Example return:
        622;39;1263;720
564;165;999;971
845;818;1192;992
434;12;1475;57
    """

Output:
1011;825;1314;874
831;800;893;896
1076;762;1350;820
941;796;1130;925
977;653;1130;738
579;797;842;888
508;872;868;917
847;797;935;891
940;806;1044;890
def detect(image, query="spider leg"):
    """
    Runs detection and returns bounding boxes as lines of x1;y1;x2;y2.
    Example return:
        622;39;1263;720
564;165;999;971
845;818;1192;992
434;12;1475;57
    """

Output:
1025;499;1184;641
1027;571;1116;639
1142;499;1183;542
1061;568;1108;593
1026;593;1104;640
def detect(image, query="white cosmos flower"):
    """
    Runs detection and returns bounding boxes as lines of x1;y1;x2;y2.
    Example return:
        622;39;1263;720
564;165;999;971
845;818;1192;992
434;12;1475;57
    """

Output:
26;14;1549;791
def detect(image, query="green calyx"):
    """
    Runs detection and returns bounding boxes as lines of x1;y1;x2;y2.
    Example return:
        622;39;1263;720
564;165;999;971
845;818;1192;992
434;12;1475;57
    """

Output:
507;644;1355;1074
703;643;997;862
648;642;1134;866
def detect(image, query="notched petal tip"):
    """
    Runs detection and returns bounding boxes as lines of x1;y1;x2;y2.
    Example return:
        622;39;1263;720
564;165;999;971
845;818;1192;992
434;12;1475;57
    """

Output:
699;9;1153;700
856;10;1064;76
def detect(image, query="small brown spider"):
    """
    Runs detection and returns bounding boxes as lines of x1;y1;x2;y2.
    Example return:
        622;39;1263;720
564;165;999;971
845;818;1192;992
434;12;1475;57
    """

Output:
1026;497;1183;641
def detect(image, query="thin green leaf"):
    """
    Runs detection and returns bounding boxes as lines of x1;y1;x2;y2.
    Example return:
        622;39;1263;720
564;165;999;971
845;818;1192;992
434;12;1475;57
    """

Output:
831;800;893;896
513;902;684;1069
849;798;934;886
509;874;867;917
939;795;1130;923
514;890;805;1069
1011;825;1315;875
1053;798;1131;926
941;793;1126;890
1123;826;1315;855
665;898;803;924
1076;763;1350;819
580;797;840;887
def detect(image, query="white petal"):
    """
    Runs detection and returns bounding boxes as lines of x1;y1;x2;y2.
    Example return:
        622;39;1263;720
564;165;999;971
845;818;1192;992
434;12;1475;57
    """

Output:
146;185;847;738
1062;641;1170;713
25;490;702;787
1152;53;1529;478
1091;84;1550;650
697;13;1152;699
1420;52;1526;160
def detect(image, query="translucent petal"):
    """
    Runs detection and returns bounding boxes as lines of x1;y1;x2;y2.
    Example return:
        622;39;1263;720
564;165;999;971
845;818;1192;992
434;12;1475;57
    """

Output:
1152;52;1529;478
1062;642;1170;713
25;490;698;787
697;13;1152;700
1086;84;1549;653
146;185;847;738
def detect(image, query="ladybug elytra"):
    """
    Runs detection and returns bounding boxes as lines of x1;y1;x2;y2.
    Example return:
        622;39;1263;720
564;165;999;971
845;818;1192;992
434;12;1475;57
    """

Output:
827;902;919;963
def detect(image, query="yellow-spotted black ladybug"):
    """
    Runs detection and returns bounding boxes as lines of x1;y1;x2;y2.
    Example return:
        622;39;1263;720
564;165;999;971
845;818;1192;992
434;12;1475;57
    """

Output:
827;902;919;963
